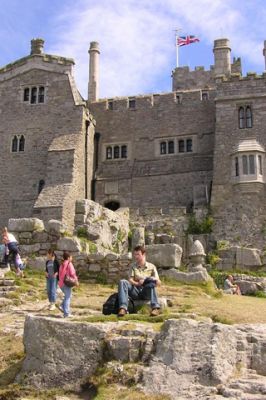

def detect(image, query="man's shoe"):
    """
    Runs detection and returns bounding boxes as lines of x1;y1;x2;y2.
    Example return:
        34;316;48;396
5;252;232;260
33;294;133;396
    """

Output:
118;308;127;317
150;308;160;317
49;304;56;311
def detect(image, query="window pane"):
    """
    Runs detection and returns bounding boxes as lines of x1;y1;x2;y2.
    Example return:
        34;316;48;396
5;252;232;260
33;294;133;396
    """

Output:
178;140;184;153
121;145;127;158
108;100;113;110
202;92;208;101
24;88;29;102
168;141;174;154
249;155;255;174
242;155;248;174
106;147;112;159
19;135;25;152
235;157;239;176
239;107;245;129
258;155;263;175
12;136;18;152
31;87;37;104
160;142;166;155
38;179;45;194
186;139;193;152
38;86;45;103
246;106;252;128
114;146;120;159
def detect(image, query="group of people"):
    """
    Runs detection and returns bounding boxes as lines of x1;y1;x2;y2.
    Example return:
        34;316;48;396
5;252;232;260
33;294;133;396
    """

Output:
45;249;78;318
2;225;243;317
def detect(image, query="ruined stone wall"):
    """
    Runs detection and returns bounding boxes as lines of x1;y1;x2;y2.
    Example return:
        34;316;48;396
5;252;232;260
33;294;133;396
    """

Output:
211;74;266;248
90;90;215;210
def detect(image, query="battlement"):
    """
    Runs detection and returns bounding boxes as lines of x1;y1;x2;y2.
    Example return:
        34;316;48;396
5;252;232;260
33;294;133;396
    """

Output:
215;71;266;83
89;88;216;112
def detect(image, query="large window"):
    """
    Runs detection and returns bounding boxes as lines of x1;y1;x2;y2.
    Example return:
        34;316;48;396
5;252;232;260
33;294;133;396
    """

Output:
238;106;252;129
23;86;45;104
232;140;264;184
104;144;128;160
158;137;194;156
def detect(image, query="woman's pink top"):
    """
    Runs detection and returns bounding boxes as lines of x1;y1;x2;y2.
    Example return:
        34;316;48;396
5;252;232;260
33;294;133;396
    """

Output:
58;260;77;288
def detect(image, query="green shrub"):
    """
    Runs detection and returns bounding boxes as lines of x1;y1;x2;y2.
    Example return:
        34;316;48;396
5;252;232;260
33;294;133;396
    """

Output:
76;226;88;238
185;214;213;234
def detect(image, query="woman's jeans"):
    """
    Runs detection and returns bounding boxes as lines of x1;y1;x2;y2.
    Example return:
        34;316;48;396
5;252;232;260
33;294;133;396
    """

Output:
118;279;160;310
61;285;72;317
46;277;57;303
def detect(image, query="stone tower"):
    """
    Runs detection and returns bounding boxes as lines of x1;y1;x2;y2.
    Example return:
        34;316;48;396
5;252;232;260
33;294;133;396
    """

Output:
213;38;231;76
30;38;44;55
88;41;100;101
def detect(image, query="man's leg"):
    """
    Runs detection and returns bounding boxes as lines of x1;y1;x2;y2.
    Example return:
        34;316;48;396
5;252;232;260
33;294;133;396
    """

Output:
140;286;160;310
118;280;139;315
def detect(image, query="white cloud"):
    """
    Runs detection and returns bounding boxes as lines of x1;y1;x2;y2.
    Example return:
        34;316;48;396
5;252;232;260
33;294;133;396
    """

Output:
47;0;266;99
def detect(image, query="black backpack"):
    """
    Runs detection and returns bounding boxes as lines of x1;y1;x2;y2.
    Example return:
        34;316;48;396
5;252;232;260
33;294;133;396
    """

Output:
102;293;135;315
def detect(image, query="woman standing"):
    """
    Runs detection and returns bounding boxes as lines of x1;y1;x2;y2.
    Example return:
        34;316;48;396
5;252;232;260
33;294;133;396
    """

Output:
46;249;60;310
58;251;78;318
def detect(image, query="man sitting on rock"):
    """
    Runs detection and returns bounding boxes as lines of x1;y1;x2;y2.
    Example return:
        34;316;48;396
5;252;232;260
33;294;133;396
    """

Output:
224;275;241;295
117;245;161;317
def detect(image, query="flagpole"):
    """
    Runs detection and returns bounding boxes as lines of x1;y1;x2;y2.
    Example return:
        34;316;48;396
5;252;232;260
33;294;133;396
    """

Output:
176;33;179;67
174;28;181;68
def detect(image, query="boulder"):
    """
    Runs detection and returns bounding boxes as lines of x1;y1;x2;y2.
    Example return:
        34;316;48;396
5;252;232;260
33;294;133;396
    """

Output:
236;247;262;268
46;220;68;235
234;280;264;295
161;268;211;284
57;237;82;252
132;227;145;249
8;218;44;232
146;244;182;268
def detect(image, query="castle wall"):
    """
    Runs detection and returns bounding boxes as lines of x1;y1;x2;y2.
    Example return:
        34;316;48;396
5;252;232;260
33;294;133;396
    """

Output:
0;61;90;228
211;74;266;247
90;90;215;210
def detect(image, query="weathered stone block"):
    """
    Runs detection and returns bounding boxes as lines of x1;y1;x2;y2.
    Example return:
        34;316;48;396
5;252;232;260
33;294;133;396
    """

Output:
8;218;44;232
32;231;49;243
161;268;211;283
27;256;47;270
20;243;41;254
57;237;82;252
46;220;68;235
146;244;182;268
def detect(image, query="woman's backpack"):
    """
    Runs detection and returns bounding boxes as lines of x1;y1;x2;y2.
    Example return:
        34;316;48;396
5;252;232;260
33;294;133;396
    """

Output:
102;293;135;315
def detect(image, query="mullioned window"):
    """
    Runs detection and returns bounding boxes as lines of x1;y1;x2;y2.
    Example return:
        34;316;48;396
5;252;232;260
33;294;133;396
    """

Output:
23;86;45;104
11;135;25;153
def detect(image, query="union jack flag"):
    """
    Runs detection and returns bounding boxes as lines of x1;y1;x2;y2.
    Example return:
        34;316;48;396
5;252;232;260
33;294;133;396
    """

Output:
177;35;200;47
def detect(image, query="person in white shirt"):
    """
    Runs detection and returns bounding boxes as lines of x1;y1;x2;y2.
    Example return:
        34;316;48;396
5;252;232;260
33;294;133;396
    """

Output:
2;227;23;276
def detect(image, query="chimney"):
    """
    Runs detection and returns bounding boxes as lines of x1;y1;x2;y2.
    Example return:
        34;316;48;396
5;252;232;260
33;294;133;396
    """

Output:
88;41;100;102
31;38;44;55
263;40;266;70
213;38;231;76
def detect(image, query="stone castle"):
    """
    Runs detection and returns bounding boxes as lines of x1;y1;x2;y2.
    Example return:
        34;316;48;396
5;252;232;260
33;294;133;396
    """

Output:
1;37;266;248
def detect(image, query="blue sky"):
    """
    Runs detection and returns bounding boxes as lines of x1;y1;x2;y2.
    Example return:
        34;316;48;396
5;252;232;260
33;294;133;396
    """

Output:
0;0;266;99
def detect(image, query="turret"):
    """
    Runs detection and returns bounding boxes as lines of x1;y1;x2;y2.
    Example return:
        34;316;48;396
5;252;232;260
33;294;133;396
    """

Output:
88;41;100;102
213;38;231;76
31;38;44;55
263;40;266;70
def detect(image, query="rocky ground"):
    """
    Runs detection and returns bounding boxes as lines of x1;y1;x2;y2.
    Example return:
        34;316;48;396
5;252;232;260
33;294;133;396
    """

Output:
1;267;266;399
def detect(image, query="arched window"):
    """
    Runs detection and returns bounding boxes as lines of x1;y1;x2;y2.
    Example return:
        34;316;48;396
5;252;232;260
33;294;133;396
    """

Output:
168;141;175;154
12;136;18;152
178;140;185;153
186;139;193;152
106;146;112;159
239;107;245;129
31;87;37;104
38;179;45;194
121;145;127;158
246;106;252;128
38;86;45;103
19;135;25;152
114;146;120;159
160;142;167;155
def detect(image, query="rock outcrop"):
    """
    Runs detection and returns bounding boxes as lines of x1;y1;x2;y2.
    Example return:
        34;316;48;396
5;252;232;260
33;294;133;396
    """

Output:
18;316;266;399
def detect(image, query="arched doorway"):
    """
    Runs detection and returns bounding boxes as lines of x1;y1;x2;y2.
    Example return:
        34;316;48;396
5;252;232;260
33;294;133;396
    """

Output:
104;200;120;211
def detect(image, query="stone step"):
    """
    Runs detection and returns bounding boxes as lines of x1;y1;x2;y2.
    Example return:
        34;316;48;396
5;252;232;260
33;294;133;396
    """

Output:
0;286;17;297
0;279;16;287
